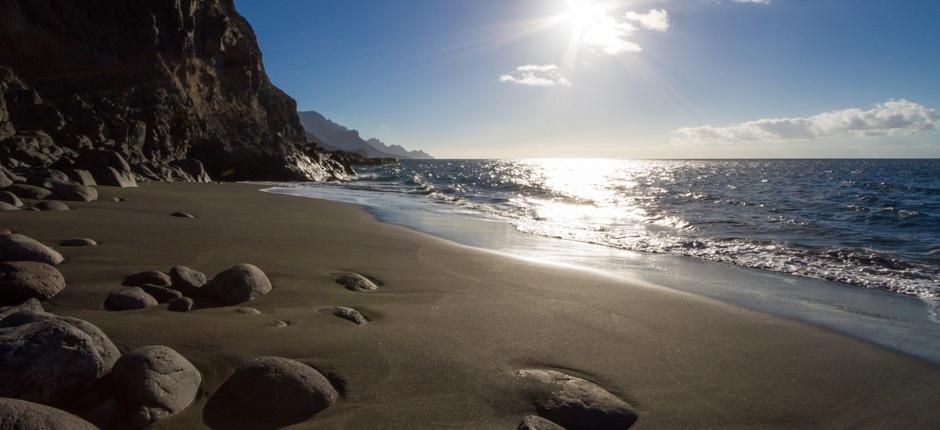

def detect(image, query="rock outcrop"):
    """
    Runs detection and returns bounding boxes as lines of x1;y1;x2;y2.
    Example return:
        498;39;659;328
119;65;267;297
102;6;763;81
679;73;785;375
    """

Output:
0;398;98;430
0;0;353;181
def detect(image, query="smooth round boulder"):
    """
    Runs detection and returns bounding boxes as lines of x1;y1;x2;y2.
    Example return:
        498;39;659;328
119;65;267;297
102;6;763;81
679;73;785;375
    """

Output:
206;264;271;305
0;398;97;430
0;319;112;404
60;238;97;247
52;184;98;202
168;265;207;297
0;309;120;372
167;297;194;312
0;262;65;305
0;191;22;207
123;270;171;287
34;200;70;211
6;184;51;200
0;202;19;211
139;284;183;303
0;233;64;264
336;272;379;292
109;346;201;428
105;287;158;311
516;369;638;430
204;357;338;429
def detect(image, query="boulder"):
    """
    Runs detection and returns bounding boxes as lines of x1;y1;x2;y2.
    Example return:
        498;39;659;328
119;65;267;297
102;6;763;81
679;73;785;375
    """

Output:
139;284;183;303
0;310;120;372
6;184;51;200
0;262;65;305
105;287;158;311
0;319;113;404
0;297;43;320
167;297;194;312
107;345;201;428
519;415;566;430
170;211;195;218
60;238;97;247
67;169;97;186
0;202;19;211
516;369;638;430
0;191;23;207
34;200;70;211
123;270;171;287
204;357;339;429
168;266;207;297
92;167;137;188
336;272;379;292
52;184;98;202
0;233;64;264
206;264;272;305
0;398;97;430
24;169;73;188
169;159;211;182
0;170;11;188
333;307;368;325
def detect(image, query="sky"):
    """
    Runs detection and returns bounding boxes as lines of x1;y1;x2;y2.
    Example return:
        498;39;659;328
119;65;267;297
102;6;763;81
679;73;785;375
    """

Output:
234;0;940;159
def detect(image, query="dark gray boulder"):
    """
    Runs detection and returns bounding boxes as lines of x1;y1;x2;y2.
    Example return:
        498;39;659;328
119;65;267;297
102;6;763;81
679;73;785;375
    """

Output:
0;191;23;207
60;238;97;247
24;169;73;188
206;264;271;305
0;310;120;373
333;307;368;325
123;270;171;287
74;151;137;188
107;345;201;429
0;202;19;211
34;200;70;211
0;319;114;404
167;297;194;312
168;266;207;297
516;369;638;430
0;233;64;264
139;284;183;304
0;170;11;188
0;262;65;305
67;169;97;186
105;287;158;311
204;356;339;429
0;398;97;430
94;167;137;188
519;415;567;430
0;297;42;320
336;272;379;292
6;184;51;200
169;159;211;183
52;184;98;202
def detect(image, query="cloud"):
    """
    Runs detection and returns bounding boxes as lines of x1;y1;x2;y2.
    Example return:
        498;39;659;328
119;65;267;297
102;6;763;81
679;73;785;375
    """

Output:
675;99;940;143
732;0;771;4
624;9;670;32
499;64;571;87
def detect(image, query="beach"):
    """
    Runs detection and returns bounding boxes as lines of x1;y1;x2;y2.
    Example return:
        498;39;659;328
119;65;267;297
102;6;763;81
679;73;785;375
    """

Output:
4;182;939;428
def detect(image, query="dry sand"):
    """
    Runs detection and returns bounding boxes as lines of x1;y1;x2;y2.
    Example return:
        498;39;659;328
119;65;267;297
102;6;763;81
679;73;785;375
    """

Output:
5;182;939;429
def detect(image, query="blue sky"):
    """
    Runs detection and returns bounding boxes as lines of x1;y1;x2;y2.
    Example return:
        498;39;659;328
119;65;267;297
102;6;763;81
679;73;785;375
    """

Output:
235;0;940;158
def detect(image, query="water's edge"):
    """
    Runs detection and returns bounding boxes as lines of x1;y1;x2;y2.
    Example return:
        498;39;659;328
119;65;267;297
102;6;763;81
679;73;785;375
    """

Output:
261;184;940;365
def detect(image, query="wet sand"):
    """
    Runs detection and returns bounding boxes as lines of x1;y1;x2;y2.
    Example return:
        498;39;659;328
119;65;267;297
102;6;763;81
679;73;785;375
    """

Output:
6;182;940;428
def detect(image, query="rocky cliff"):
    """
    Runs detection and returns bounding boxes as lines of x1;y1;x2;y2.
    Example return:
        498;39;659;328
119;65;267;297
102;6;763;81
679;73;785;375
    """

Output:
0;0;352;182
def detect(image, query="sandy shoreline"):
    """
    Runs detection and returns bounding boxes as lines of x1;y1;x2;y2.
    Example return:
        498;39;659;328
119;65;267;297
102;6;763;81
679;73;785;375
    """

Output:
5;182;939;428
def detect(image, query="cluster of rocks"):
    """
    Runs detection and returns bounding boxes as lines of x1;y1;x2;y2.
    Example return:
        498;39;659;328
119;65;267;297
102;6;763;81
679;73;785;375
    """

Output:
106;263;271;312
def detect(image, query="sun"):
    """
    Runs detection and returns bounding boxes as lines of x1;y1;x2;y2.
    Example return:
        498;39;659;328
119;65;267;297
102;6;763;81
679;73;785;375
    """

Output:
563;0;607;33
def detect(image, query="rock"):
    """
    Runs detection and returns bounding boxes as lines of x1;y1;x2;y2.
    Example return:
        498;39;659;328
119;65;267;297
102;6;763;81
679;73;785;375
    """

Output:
67;169;97;186
112;197;124;202
0;310;120;373
24;169;73;188
105;287;158;310
6;183;52;200
139;284;183;303
52;184;98;202
34;200;70;211
168;266;207;297
271;320;289;328
108;345;201;428
0;398;97;430
0;191;23;207
206;264;272;305
0;170;11;188
0;233;64;264
519;415;567;430
60;238;97;247
0;262;66;305
171;211;195;218
123;270;172;287
0;297;43;320
169;159;212;182
0;202;19;211
333;307;368;325
167;297;194;312
205;357;339;429
74;151;136;187
92;167;137;188
516;369;638;430
0;319;114;404
234;307;260;315
336;272;379;292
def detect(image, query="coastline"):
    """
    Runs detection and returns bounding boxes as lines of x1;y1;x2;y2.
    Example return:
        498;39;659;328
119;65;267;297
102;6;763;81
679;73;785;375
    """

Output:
7;182;940;428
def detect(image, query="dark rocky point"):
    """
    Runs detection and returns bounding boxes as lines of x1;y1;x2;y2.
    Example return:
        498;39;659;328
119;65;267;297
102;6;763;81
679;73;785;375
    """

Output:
0;261;66;305
207;264;272;305
0;233;64;264
105;287;158;311
0;398;97;430
123;270;172;287
34;200;70;211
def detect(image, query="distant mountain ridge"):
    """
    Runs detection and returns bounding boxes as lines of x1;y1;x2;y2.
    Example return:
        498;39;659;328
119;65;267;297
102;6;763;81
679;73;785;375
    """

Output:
298;111;432;159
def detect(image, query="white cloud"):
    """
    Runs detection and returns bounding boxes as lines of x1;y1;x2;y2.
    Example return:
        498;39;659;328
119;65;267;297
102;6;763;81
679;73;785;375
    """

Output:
499;64;572;87
675;99;940;143
625;9;670;32
732;0;771;4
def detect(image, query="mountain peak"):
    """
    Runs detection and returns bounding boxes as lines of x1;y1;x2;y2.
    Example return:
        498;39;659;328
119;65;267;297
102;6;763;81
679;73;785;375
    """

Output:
298;111;433;159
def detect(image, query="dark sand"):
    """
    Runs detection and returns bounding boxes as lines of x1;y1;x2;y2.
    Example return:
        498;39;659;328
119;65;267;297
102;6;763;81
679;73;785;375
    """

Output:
5;183;940;428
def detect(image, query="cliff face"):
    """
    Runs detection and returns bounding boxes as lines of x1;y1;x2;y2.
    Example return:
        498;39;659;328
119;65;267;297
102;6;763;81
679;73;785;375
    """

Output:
0;0;351;181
